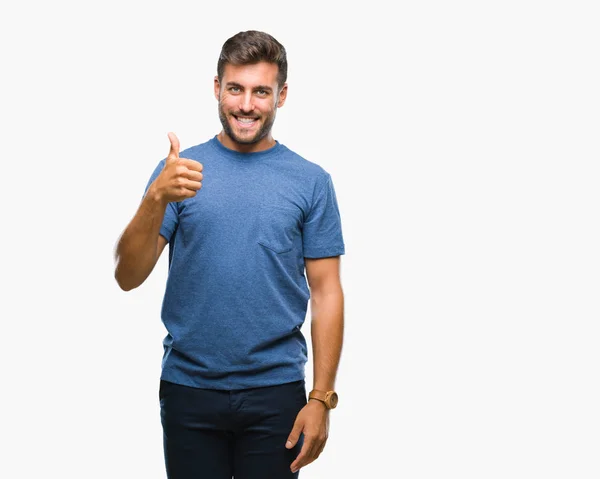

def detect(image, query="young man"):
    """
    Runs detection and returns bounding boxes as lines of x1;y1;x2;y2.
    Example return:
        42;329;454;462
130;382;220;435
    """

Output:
114;30;345;478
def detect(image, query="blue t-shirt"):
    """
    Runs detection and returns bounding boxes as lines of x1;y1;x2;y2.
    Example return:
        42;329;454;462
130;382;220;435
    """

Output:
142;136;345;390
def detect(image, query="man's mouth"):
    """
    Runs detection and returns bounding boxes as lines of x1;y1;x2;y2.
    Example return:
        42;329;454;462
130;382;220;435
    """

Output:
233;115;259;128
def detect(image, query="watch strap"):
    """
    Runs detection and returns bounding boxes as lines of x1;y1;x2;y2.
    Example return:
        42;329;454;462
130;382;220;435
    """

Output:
308;389;328;402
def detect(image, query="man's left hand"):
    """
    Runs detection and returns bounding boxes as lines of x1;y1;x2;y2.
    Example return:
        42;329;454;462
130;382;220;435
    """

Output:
286;399;330;473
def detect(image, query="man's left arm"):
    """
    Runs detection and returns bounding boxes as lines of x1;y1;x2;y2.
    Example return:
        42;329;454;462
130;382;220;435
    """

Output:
307;256;344;393
287;255;344;474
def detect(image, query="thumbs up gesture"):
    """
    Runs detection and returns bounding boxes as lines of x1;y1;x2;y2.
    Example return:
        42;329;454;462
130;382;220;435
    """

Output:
151;132;203;204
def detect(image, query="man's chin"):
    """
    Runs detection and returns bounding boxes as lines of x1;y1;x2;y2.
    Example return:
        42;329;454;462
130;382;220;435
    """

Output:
230;127;263;145
231;134;259;145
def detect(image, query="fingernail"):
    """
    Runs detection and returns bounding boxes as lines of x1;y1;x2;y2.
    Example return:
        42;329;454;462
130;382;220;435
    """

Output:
286;441;292;448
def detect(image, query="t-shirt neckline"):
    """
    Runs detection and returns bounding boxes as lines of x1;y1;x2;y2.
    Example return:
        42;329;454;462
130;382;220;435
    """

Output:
209;135;283;161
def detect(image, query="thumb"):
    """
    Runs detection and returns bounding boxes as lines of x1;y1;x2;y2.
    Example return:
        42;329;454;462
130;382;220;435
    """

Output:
167;132;180;159
286;422;304;449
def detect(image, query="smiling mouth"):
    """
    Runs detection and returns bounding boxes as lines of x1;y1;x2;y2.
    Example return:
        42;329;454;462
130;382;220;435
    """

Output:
233;115;259;128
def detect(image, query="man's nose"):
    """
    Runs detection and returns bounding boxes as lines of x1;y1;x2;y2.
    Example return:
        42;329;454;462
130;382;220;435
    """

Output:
239;92;255;113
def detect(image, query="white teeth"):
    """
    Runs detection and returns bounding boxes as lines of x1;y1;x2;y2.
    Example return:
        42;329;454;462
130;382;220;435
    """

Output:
237;117;256;123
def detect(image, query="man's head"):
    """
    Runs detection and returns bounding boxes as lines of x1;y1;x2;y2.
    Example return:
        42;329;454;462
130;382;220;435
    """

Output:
214;31;288;152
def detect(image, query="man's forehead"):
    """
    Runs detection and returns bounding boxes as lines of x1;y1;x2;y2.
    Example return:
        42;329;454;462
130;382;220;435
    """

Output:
221;62;279;85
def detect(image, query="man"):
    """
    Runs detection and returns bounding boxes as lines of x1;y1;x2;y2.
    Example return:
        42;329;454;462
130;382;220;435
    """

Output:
113;30;345;478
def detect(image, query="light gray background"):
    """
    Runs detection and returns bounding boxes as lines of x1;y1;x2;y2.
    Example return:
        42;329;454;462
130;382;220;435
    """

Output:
2;1;598;478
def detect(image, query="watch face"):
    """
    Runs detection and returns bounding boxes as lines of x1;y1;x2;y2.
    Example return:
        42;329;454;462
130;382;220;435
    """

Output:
330;392;338;408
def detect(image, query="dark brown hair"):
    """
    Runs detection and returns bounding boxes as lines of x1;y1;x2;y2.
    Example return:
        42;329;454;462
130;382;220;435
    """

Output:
217;30;287;88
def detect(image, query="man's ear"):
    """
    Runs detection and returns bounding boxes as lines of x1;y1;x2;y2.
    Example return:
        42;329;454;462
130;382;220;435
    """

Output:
214;76;221;101
277;83;288;108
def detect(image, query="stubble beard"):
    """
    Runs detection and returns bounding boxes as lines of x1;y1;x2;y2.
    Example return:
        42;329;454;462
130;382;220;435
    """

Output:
218;102;277;146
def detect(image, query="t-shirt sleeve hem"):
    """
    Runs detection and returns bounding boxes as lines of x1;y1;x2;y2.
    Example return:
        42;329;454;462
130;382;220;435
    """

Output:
303;246;345;259
160;226;173;242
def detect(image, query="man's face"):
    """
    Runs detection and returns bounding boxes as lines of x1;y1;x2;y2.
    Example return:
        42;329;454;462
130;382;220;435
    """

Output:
215;62;287;152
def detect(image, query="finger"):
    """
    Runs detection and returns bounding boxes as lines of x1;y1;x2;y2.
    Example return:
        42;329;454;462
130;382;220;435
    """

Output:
315;441;325;458
286;423;304;449
167;132;180;159
181;170;203;182
302;438;323;466
179;187;198;199
182;180;202;191
180;159;203;172
290;437;316;472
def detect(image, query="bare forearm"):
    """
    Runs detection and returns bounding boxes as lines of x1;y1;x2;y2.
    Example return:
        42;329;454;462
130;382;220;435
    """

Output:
310;287;344;392
114;188;167;291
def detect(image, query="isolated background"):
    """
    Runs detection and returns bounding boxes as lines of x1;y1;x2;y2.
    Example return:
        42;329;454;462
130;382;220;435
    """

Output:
2;1;599;478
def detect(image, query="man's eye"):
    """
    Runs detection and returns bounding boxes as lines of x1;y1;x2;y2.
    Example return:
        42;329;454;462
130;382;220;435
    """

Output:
230;87;240;92
256;90;268;96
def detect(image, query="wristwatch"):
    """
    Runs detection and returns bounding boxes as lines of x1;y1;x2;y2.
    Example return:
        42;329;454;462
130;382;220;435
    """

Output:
308;389;339;409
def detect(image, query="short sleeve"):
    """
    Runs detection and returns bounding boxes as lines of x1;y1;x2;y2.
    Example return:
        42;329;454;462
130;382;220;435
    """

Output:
142;159;179;242
302;174;345;258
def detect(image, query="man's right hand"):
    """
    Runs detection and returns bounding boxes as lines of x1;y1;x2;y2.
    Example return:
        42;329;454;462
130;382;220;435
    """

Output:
150;132;204;204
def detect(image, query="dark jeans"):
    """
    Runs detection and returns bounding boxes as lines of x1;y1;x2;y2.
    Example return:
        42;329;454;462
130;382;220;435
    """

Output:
159;379;307;479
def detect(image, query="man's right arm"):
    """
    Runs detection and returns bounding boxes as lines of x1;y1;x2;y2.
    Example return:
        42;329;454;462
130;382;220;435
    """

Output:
113;186;170;292
114;132;202;291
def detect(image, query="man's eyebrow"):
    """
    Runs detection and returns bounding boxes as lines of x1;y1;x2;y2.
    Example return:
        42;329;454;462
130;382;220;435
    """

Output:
225;82;272;92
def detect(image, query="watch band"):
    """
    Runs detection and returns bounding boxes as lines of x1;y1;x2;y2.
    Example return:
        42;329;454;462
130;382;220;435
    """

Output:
309;389;328;401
